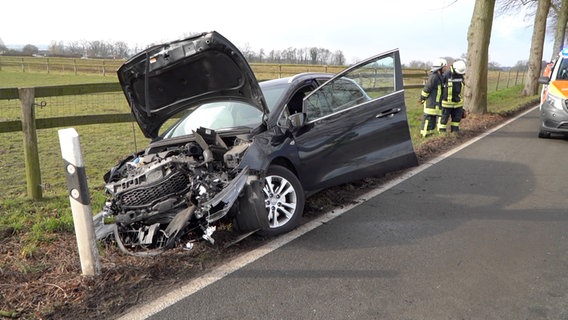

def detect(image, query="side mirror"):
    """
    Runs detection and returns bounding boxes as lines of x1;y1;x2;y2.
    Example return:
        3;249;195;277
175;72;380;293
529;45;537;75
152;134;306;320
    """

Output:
288;112;305;128
538;76;550;85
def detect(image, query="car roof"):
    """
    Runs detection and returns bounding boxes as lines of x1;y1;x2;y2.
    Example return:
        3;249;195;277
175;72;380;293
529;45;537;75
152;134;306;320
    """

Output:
260;72;334;88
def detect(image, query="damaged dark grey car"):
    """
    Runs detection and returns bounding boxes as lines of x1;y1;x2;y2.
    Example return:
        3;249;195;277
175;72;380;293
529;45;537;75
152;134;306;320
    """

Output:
95;31;418;256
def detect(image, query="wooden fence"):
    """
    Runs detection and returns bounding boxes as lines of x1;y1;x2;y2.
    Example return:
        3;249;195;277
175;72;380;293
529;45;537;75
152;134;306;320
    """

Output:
0;56;428;81
0;56;124;76
1;63;524;200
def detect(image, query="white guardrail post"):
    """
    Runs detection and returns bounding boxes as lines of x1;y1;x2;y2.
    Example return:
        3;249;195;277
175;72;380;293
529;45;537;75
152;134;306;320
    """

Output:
58;128;100;276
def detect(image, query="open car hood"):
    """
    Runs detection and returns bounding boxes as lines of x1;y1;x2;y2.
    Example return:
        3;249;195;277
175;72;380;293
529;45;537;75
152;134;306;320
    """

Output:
117;31;268;139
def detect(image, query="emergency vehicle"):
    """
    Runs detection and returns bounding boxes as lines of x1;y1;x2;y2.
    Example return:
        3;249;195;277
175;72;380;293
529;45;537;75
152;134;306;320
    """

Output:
538;48;568;138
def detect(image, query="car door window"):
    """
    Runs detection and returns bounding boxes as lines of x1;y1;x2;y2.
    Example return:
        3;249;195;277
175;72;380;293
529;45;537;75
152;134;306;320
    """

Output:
278;86;314;126
304;53;397;121
557;58;568;80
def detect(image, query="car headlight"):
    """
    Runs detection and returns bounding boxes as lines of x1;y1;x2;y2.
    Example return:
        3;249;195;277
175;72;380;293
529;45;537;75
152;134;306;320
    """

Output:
545;91;567;111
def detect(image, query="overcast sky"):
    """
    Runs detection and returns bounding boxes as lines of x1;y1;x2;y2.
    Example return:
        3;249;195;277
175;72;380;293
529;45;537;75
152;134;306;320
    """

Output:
1;0;554;67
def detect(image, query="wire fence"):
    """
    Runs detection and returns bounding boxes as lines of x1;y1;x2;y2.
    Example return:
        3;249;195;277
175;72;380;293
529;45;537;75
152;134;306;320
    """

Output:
0;92;129;122
0;60;527;199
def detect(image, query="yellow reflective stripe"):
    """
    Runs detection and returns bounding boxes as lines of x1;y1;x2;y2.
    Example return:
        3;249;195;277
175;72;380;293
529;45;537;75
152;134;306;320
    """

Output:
442;102;463;108
435;84;442;100
424;108;439;115
421;119;435;137
443;78;463;107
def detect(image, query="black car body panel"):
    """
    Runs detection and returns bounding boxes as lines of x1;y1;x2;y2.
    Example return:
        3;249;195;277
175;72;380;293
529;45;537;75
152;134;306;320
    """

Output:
294;90;416;193
255;50;417;195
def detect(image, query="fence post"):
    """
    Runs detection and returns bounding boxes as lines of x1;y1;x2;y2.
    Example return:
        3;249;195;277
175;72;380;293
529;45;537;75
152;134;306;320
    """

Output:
19;87;43;200
495;72;501;91
58;128;100;276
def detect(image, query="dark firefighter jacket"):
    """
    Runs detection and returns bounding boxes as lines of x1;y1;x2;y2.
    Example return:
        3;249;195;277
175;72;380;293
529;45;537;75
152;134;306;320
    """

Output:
441;67;464;108
420;71;444;113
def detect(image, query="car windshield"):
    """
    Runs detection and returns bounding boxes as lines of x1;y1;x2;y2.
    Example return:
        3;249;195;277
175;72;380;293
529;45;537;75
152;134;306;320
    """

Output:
161;79;296;139
260;83;288;112
162;101;263;138
556;57;568;80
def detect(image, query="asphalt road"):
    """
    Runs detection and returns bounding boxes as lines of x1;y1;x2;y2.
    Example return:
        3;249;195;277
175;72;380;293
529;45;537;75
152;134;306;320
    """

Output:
125;107;568;320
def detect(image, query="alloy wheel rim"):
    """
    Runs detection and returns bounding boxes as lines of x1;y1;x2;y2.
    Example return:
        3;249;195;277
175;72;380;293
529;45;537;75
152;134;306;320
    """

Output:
263;175;297;228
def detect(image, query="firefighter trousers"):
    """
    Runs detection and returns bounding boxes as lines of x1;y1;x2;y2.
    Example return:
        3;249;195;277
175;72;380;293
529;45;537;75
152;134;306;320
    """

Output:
439;106;464;132
420;104;441;137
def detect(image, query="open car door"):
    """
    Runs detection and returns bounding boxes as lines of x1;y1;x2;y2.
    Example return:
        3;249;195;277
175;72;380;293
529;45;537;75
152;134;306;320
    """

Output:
294;49;418;191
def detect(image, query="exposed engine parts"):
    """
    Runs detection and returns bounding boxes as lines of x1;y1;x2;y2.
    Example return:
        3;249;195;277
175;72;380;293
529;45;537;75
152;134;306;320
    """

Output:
94;128;267;256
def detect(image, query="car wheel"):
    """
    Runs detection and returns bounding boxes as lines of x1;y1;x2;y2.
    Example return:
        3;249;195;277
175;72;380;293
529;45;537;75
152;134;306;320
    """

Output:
538;130;551;138
257;165;305;237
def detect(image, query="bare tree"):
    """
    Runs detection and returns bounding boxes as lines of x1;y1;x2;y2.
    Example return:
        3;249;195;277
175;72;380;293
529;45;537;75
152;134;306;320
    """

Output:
512;59;530;71
333;50;346;65
239;43;255;61
48;41;66;56
87;40;111;58
112;41;130;59
550;0;568;58
465;0;496;114
258;48;265;63
67;41;85;57
310;47;318;64
318;48;331;64
522;0;551;96
0;37;6;52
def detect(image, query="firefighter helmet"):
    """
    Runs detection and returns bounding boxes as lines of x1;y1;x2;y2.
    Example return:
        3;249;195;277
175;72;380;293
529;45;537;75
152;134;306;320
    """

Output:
430;58;447;71
453;60;466;74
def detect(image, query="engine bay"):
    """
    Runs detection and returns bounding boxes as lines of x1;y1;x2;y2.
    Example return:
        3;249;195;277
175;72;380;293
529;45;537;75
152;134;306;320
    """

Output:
96;127;265;255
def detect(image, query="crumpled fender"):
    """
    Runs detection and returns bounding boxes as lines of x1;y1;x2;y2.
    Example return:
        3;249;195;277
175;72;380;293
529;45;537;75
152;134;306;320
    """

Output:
92;211;115;240
202;166;252;222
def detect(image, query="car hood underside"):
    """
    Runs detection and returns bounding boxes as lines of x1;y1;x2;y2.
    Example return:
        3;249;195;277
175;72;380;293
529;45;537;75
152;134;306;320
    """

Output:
117;31;268;139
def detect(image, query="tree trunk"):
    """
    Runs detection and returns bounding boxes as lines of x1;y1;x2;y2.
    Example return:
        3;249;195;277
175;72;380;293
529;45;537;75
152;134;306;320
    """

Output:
465;0;496;114
522;0;551;96
551;0;568;59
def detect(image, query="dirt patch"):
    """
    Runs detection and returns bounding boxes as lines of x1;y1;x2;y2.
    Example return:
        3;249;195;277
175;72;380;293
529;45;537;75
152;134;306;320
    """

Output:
0;105;535;320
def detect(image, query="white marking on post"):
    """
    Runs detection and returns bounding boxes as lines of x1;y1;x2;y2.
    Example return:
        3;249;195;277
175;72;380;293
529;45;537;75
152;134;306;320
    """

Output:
58;128;100;276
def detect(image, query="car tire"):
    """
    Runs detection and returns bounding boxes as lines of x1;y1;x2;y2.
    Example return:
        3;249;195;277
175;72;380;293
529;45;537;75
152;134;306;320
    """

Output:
538;130;551;138
257;165;305;237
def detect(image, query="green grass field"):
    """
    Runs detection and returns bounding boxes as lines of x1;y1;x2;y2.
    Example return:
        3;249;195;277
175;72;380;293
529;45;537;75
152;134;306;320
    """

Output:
0;68;538;255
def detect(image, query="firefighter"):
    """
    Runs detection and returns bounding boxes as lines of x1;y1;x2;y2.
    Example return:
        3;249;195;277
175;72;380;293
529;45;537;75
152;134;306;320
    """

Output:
439;60;466;133
419;58;447;138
